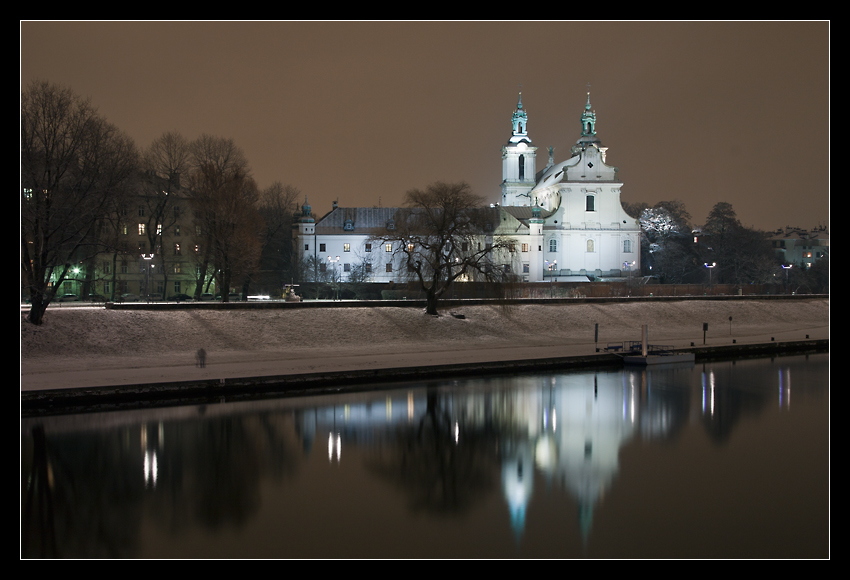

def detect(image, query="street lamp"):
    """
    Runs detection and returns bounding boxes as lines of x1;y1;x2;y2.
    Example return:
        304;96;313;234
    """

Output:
781;264;793;294
327;255;340;300
704;262;716;290
142;253;155;301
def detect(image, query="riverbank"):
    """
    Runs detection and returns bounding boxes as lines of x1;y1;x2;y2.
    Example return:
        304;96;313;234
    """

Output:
20;297;828;410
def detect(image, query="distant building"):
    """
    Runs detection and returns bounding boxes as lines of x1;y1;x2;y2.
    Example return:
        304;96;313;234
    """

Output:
295;93;641;283
769;226;829;268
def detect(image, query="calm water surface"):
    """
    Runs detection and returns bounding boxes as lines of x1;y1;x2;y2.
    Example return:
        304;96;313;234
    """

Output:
21;353;829;558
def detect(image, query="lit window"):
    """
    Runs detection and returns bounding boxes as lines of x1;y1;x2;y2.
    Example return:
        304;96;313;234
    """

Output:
174;243;181;255
408;243;414;252
173;263;181;274
138;223;146;235
385;243;392;252
344;243;350;252
587;239;595;252
522;243;529;252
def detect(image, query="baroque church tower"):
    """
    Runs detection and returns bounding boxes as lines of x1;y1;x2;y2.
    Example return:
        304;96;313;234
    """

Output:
501;93;537;206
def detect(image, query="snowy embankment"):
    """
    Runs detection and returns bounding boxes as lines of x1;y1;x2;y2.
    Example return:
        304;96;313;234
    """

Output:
22;298;829;362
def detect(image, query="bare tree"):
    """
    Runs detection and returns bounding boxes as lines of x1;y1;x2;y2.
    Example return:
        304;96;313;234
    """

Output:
21;80;138;324
244;181;301;296
136;131;192;298
187;145;262;302
371;182;514;315
186;135;255;300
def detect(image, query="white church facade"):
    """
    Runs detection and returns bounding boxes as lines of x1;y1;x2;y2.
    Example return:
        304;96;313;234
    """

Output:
296;93;640;283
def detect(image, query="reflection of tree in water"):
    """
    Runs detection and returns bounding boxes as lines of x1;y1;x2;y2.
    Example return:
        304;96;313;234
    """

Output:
365;387;500;515
21;407;304;557
697;361;774;444
22;424;147;558
150;409;303;532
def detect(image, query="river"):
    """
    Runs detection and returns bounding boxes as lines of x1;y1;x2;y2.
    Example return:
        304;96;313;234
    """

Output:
21;353;829;559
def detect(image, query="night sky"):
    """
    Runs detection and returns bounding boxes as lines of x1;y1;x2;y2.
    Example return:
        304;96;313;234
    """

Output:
21;21;829;232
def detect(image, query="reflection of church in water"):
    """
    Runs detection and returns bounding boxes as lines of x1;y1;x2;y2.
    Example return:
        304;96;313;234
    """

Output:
294;366;693;544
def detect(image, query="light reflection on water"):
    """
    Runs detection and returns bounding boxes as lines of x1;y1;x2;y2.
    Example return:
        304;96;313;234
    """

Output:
21;353;829;559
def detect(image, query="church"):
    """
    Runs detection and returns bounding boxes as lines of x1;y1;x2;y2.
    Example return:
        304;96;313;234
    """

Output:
296;93;641;283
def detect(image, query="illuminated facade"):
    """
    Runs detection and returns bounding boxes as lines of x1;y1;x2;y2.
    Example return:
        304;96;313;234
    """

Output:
295;93;641;283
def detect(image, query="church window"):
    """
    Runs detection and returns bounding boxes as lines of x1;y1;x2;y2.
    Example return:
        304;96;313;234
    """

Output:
521;243;529;253
518;155;525;180
549;239;557;252
586;195;595;211
587;239;595;252
624;239;632;253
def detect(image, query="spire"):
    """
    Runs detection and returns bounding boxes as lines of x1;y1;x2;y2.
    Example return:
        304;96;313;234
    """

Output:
580;92;596;137
510;91;531;144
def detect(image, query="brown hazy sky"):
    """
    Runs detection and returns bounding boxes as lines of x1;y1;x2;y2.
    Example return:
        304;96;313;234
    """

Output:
21;21;829;232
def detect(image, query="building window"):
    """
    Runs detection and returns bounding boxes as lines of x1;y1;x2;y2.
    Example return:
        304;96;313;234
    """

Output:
305;244;309;251
320;243;326;252
365;243;372;252
407;243;414;252
196;225;202;236
103;261;111;275
173;263;181;274
586;195;595;211
624;239;632;253
385;243;392;252
174;225;181;236
587;239;595;252
521;243;529;253
138;206;145;217
549;239;557;252
386;263;393;272
523;264;529;273
344;243;350;252
461;242;469;252
319;263;327;273
344;263;351;272
174;281;181;294
121;261;128;274
518;154;525;180
365;263;372;272
138;223;146;235
174;243;181;255
103;281;110;294
194;244;200;254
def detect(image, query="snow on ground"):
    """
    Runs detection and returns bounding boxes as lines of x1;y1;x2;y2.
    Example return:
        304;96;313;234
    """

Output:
20;299;829;391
